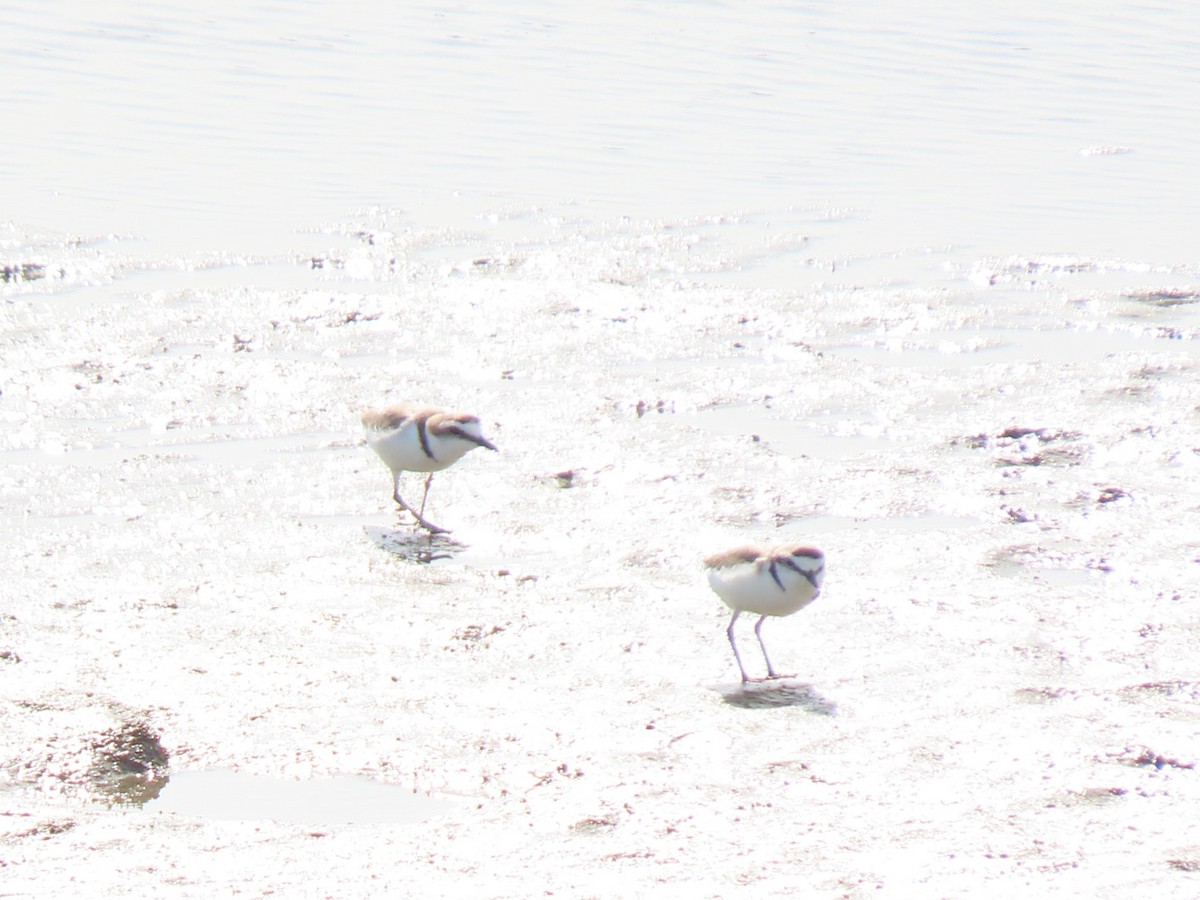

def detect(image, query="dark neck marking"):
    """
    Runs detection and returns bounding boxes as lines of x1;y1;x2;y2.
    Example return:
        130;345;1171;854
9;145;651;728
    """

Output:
778;556;822;589
768;561;786;591
416;415;436;461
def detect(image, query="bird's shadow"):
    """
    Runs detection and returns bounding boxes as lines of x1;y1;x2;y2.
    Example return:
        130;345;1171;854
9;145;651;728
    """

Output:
364;525;465;564
717;679;838;714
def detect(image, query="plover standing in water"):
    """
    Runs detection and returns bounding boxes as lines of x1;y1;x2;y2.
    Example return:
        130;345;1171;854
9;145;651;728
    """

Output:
704;544;825;683
361;404;497;534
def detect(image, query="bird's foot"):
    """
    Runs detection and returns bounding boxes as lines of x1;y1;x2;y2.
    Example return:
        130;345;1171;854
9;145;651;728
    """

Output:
739;673;796;684
411;512;450;535
393;499;451;535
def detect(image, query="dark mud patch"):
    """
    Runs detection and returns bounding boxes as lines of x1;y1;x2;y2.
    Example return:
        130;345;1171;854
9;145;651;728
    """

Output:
1049;786;1130;808
570;813;619;834
1117;680;1200;703
1014;686;1076;704
364;525;465;564
995;428;1086;467
445;623;508;654
719;680;837;714
89;721;171;804
1065;484;1132;507
953;426;1088;467
1123;288;1200;307
4;698;169;804
1;262;47;283
1;814;78;841
537;466;612;489
551;469;578;488
1111;747;1195;772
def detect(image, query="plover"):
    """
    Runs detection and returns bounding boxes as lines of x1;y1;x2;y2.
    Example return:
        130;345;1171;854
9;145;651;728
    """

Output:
361;404;497;533
704;544;825;683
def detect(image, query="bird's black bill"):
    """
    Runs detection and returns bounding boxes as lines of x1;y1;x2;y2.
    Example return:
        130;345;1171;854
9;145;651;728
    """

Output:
446;426;498;452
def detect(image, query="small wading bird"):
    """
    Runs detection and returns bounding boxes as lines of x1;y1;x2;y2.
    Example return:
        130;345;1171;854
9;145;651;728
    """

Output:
704;544;826;683
361;404;497;534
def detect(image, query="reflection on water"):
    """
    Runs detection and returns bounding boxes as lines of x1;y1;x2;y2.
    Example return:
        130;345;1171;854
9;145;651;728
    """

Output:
364;525;466;564
719;680;838;714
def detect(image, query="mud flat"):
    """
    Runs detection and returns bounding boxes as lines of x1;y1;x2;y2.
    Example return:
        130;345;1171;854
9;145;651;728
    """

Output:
2;211;1198;897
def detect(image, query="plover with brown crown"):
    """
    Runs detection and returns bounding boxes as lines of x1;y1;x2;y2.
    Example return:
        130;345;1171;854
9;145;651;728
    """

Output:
361;404;498;534
704;544;826;683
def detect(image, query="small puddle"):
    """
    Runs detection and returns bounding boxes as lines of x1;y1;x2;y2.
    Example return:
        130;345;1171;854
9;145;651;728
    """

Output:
1031;568;1098;588
147;770;454;825
692;407;891;459
986;558;1098;587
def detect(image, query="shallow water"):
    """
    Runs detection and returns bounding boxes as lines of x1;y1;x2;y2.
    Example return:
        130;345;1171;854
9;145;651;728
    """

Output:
149;771;453;825
4;1;1200;263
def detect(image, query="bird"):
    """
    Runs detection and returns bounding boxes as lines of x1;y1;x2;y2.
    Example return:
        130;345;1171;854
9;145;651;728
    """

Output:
361;404;497;533
704;544;826;683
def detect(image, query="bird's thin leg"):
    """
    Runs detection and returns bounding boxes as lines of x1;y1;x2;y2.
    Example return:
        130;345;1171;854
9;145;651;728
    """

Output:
412;473;449;534
396;468;415;511
392;473;450;534
417;473;435;518
726;610;751;683
754;615;779;678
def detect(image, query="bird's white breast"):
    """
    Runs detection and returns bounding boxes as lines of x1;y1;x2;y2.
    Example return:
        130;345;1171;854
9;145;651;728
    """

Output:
366;421;456;474
707;558;822;617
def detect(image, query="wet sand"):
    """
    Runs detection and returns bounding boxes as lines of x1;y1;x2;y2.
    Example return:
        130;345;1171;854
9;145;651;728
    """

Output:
2;213;1198;897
